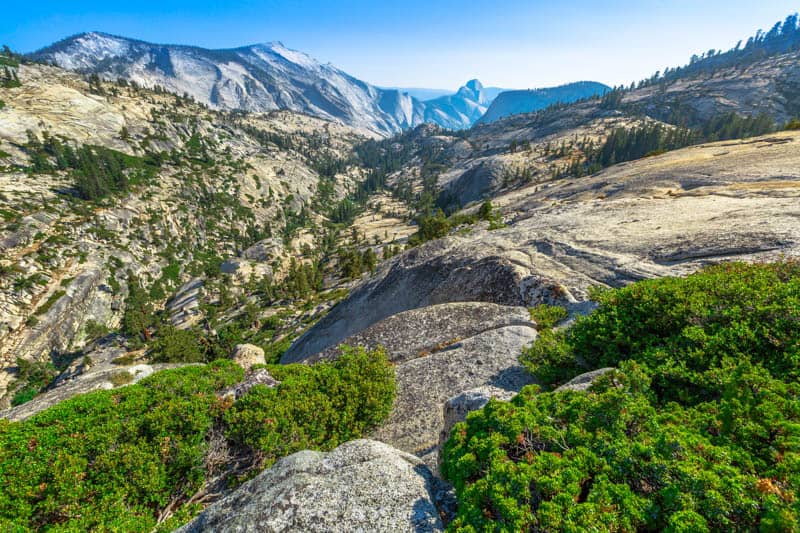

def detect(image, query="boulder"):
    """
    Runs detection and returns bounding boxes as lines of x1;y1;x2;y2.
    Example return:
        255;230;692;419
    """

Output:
371;323;537;461
289;302;533;365
230;344;266;371
554;367;616;392
175;439;447;533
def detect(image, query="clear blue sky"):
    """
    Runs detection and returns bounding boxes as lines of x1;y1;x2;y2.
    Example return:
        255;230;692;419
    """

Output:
3;1;799;90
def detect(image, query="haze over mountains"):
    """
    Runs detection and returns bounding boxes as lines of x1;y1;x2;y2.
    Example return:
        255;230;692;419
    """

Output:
31;32;609;135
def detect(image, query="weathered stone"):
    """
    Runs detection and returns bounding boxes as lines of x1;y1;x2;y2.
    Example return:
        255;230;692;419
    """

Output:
0;357;193;422
230;343;266;371
166;279;204;330
371;323;537;458
290;302;533;365
175;439;447;533
220;368;279;400
554;368;616;392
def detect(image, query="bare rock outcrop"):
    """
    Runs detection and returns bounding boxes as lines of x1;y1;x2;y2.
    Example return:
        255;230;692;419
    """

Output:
371;322;537;463
0;344;189;422
291;302;533;365
175;439;448;533
282;302;538;462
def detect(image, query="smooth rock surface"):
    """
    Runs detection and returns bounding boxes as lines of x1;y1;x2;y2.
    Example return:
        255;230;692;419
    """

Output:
175;439;447;533
290;302;533;365
372;323;537;458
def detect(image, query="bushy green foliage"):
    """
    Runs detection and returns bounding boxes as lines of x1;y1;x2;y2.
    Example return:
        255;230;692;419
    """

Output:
0;361;243;531
528;261;800;401
149;324;206;363
444;262;800;532
528;304;568;330
0;347;395;532
10;359;58;407
442;363;800;532
225;345;396;466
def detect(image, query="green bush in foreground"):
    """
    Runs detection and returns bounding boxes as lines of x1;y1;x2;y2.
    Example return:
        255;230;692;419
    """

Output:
523;261;800;401
0;347;395;532
443;261;800;532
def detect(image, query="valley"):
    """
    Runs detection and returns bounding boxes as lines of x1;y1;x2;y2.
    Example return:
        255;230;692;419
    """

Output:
1;11;800;532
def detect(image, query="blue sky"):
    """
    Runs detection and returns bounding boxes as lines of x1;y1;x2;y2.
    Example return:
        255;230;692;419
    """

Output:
3;1;799;89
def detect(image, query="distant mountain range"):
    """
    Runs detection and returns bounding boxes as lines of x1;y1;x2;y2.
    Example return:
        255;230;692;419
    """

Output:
477;81;611;124
31;32;608;135
389;85;509;103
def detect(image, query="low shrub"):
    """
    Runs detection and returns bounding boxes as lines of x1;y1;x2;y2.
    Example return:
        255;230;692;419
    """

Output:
528;304;568;330
442;362;800;532
444;261;800;532
225;345;396;466
0;346;395;531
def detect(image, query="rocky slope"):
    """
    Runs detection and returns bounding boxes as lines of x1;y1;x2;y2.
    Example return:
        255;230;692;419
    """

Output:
3;29;800;532
0;60;385;407
286;130;800;454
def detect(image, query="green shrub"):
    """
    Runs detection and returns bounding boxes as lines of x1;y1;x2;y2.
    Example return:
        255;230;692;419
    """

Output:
0;347;395;531
149;325;206;363
445;262;800;532
225;345;396;466
529;304;568;330
527;261;800;401
0;361;242;531
109;369;134;386
83;319;110;341
443;362;800;532
10;358;58;406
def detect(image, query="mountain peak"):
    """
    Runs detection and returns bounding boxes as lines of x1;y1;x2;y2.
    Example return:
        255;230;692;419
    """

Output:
465;79;483;92
456;79;488;104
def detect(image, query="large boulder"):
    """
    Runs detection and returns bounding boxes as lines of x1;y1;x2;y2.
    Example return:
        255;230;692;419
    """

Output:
175;439;448;533
372;323;537;463
283;302;538;464
230;343;266;371
288;302;533;365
